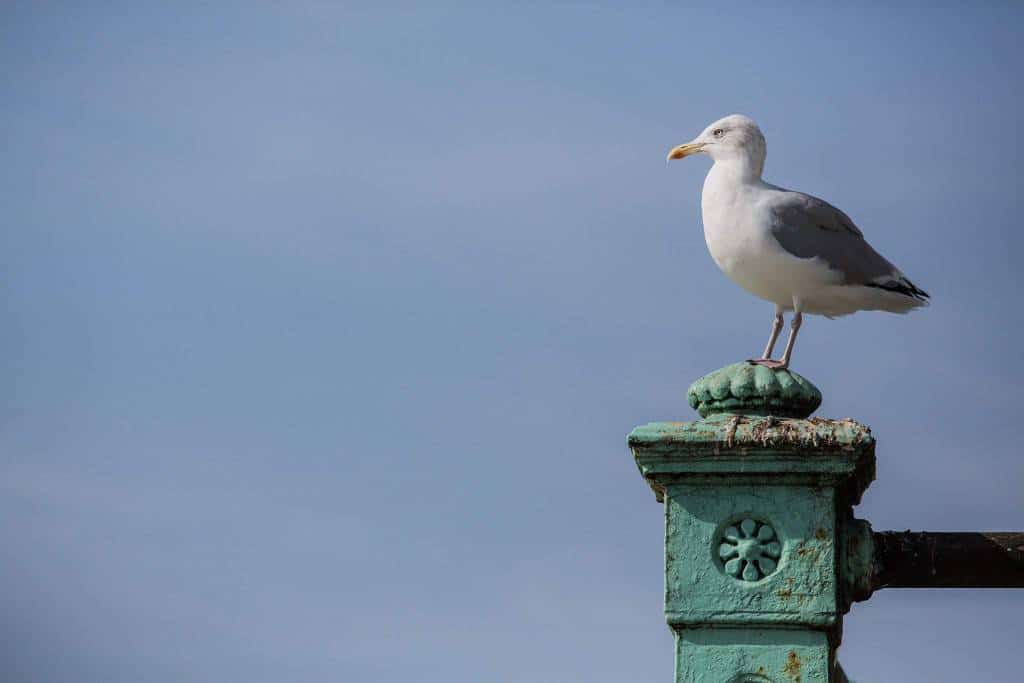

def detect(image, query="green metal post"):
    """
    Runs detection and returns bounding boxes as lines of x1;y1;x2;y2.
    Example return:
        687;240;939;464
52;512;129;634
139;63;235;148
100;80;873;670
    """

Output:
629;363;875;682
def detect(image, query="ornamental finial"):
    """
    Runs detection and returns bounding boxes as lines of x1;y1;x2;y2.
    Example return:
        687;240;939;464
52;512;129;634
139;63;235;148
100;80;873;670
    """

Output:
687;361;822;419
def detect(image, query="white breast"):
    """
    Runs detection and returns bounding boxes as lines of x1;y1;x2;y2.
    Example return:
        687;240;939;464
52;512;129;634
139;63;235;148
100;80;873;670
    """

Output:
700;167;836;309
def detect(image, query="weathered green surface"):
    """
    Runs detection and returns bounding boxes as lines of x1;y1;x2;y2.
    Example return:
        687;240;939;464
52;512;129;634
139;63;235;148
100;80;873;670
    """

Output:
688;362;822;419
664;482;838;629
630;413;875;505
630;364;875;682
676;628;830;682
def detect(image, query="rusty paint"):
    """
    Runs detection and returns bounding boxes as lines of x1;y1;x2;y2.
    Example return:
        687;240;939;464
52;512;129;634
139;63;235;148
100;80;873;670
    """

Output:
783;650;802;681
778;577;794;601
815;527;828;541
871;531;1024;589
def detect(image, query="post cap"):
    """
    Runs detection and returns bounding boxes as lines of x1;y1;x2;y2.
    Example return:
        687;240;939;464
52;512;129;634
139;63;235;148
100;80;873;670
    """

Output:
688;361;822;419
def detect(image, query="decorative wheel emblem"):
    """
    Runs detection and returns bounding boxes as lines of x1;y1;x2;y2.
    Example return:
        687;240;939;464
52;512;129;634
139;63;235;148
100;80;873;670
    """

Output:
718;519;781;581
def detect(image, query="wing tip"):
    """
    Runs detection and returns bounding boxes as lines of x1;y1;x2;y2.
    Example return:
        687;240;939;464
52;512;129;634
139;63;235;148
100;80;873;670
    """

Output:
864;277;930;303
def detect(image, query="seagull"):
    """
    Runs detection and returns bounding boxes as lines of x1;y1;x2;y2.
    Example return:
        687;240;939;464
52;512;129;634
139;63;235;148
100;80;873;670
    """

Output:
668;114;929;369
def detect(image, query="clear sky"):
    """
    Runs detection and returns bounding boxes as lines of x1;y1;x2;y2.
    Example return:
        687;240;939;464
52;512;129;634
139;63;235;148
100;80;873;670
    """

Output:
3;2;1022;681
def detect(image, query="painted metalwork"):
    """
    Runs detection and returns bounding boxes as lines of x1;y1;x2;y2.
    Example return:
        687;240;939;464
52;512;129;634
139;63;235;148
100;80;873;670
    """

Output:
630;363;872;682
687;361;821;419
631;361;1022;681
719;519;781;582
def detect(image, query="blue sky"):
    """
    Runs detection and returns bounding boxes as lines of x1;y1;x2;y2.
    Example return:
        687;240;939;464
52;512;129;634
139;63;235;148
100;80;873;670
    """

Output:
2;2;1022;681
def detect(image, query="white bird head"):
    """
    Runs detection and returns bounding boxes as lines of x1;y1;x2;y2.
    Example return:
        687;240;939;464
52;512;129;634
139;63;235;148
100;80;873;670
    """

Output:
667;114;767;177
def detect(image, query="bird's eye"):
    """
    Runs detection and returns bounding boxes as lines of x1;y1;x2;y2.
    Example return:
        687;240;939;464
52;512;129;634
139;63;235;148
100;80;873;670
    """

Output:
713;128;725;138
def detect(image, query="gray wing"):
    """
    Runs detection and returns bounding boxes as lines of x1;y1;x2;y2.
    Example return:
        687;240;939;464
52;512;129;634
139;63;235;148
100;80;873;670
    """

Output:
768;190;928;300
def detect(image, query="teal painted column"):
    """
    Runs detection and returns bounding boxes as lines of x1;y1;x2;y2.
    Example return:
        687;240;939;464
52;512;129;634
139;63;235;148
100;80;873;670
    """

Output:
629;363;874;683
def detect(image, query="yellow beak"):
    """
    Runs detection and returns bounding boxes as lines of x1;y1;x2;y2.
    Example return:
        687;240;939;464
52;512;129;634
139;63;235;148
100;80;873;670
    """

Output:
666;142;705;161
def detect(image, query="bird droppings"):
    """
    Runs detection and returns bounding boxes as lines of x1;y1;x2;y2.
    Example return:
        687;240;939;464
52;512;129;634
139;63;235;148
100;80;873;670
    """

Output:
724;415;742;448
630;412;874;457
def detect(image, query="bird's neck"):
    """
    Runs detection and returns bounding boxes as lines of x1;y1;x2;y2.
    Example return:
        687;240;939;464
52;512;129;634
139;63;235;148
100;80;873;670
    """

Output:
709;155;764;185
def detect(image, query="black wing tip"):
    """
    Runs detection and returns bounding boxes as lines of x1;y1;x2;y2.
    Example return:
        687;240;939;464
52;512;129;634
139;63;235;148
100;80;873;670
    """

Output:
864;278;930;302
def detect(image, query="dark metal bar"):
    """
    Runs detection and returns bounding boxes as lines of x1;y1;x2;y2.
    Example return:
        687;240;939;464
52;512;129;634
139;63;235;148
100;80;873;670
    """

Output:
872;531;1024;589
